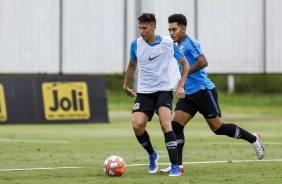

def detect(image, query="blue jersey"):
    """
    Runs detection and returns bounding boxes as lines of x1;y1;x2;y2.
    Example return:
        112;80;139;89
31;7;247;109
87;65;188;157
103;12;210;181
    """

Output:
130;35;184;61
178;35;215;95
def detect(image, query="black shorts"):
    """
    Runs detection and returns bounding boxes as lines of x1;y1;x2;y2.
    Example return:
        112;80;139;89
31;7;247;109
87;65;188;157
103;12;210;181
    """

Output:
132;91;173;121
175;88;221;119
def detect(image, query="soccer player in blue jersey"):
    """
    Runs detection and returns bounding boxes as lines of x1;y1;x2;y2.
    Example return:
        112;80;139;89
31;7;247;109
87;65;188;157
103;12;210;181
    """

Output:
123;13;189;176
160;13;265;173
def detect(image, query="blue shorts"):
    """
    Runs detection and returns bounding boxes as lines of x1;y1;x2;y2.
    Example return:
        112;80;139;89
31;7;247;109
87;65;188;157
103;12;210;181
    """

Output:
175;88;221;119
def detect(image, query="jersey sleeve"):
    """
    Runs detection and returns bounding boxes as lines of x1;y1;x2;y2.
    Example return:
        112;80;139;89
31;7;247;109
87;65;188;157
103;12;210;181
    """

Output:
188;39;204;58
130;40;137;60
173;43;184;61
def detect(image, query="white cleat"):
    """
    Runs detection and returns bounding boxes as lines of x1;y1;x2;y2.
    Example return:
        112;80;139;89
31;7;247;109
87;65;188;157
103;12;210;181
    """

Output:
252;133;265;160
169;165;181;176
160;165;184;173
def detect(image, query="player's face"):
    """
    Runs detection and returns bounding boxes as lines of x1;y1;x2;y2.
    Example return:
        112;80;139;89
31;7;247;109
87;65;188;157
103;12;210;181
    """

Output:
138;22;156;42
168;22;186;43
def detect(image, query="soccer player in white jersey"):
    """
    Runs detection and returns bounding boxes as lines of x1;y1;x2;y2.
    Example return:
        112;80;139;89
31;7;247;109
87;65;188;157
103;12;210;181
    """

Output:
160;13;265;173
123;13;189;176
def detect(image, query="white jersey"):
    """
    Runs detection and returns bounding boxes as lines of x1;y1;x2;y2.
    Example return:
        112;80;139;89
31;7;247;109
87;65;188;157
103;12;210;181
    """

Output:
136;36;181;93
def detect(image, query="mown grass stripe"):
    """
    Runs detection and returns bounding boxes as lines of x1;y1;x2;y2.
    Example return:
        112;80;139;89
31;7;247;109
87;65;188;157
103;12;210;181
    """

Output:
0;139;69;144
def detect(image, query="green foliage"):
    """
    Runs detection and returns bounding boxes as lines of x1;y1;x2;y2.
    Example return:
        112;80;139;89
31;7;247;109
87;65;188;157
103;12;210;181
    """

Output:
209;74;282;94
104;73;282;94
234;74;282;94
104;74;127;92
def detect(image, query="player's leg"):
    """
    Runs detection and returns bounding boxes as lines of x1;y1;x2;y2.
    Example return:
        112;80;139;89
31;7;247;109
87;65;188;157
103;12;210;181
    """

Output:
172;110;192;168
160;96;196;173
157;92;181;176
200;88;264;159
159;111;189;173
132;111;160;173
132;93;159;173
132;112;151;150
206;117;264;159
206;116;255;142
173;96;197;168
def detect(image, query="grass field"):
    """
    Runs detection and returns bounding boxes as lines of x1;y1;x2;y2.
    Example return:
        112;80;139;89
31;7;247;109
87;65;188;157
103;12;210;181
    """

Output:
1;93;282;184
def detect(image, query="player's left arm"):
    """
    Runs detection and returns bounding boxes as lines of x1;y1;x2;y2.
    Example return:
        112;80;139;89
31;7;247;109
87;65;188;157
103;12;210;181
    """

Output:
177;56;189;86
176;57;189;99
173;44;189;99
188;55;208;74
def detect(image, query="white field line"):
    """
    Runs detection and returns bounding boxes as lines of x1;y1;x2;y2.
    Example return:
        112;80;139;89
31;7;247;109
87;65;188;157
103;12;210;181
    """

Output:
0;139;69;144
202;142;282;145
126;158;282;167
1;159;282;172
0;166;81;172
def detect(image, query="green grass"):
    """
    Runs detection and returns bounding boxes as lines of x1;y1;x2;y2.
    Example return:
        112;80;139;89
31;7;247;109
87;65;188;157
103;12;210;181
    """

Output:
1;78;282;184
0;109;282;183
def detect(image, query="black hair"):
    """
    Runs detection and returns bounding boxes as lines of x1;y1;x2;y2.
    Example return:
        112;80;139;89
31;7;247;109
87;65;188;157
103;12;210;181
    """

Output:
168;14;187;26
137;13;156;25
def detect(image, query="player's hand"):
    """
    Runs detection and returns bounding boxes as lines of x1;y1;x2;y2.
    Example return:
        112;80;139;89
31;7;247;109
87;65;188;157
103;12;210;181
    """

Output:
176;86;185;99
123;86;137;97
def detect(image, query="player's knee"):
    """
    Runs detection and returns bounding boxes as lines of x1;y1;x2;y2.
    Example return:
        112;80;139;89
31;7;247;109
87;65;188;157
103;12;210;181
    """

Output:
132;121;145;135
172;121;184;134
159;119;173;133
213;123;226;135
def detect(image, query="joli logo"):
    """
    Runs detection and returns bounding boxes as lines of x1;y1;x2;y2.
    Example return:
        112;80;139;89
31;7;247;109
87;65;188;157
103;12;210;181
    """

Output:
49;90;84;111
42;82;90;120
0;84;8;122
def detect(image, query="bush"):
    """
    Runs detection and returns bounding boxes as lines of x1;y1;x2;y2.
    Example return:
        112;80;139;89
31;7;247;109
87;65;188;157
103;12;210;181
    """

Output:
105;73;282;94
209;74;282;94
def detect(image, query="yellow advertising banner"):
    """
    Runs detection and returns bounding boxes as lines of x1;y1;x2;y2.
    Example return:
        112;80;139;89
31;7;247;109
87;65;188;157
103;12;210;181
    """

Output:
42;82;90;120
0;84;7;122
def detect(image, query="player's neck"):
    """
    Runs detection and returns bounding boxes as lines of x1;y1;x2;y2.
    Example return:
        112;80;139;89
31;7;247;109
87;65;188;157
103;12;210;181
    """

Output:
145;34;157;44
178;35;185;44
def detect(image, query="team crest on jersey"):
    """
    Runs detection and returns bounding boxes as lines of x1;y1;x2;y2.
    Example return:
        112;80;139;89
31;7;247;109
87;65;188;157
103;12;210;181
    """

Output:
153;46;162;54
133;103;140;110
179;46;184;53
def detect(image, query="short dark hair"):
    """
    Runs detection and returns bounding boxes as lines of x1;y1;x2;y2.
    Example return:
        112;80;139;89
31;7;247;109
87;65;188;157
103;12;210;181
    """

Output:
138;13;156;25
168;14;187;26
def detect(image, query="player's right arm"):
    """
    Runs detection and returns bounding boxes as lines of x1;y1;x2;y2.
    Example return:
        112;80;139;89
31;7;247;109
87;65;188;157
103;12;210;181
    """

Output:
186;39;208;74
188;55;208;74
123;40;137;97
123;59;137;97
